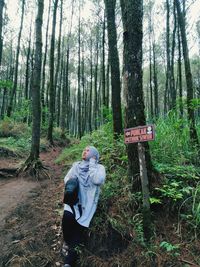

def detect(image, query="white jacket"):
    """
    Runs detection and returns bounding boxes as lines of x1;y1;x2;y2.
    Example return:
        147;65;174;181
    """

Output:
64;158;106;227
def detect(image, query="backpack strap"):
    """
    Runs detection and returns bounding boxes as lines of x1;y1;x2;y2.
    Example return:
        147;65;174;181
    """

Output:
70;205;76;218
70;204;82;219
78;204;82;218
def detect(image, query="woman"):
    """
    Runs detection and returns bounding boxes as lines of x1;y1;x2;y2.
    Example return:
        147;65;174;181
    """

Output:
62;146;106;267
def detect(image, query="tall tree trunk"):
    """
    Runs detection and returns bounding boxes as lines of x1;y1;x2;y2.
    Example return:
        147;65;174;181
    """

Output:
105;54;110;108
153;42;159;118
77;3;82;138
60;0;74;137
104;0;122;137
7;0;25;117
94;28;99;131
24;27;32;102
0;0;4;66
177;26;183;118
175;0;199;145
149;39;154;118
89;35;93;132
165;0;171;114
29;0;44;160
55;0;63;127
148;2;154;119
81;44;86;134
47;0;58;144
120;0;153;185
170;0;177;109
102;11;106;108
41;0;51;124
120;0;153;240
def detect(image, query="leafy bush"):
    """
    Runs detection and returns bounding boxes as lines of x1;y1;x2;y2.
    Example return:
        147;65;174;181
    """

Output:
150;112;199;165
0;117;30;138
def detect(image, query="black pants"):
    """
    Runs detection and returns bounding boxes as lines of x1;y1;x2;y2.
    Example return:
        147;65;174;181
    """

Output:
62;211;86;266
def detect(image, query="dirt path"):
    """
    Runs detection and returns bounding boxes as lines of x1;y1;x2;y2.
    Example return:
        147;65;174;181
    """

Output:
0;146;66;267
0;178;37;227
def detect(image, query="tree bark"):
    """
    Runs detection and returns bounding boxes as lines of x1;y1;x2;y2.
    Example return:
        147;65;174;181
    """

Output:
102;11;106;108
177;26;183;118
104;0;123;137
55;0;63;127
165;0;170;114
7;0;25;117
30;0;44;160
175;0;199;145
89;35;93;132
120;0;153;187
47;0;59;144
0;0;4;66
77;3;82;138
41;0;51;124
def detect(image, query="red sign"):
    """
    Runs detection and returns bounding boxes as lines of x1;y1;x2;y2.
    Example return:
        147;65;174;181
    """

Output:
124;125;155;144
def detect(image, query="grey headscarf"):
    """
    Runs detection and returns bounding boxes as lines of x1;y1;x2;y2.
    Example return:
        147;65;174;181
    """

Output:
77;146;100;186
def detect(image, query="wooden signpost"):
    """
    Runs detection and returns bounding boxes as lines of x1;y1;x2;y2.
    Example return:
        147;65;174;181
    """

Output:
124;125;155;240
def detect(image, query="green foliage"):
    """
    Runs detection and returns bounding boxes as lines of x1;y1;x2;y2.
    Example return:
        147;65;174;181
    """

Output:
0;136;31;153
155;181;192;202
0;117;31;154
12;99;31;122
0;117;31;138
179;183;200;233
160;241;180;256
151;163;200;211
150;112;199;165
0;79;13;89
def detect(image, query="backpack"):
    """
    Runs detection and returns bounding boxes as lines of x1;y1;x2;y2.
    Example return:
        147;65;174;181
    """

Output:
63;177;79;206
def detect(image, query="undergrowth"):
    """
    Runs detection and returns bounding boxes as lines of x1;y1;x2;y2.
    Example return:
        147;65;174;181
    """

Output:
56;115;200;266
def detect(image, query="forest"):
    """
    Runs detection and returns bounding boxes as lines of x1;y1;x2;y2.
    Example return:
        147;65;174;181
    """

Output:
0;0;200;266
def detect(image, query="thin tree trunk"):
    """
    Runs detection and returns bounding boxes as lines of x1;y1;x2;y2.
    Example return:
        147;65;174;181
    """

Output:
170;0;177;109
0;0;4;66
25;28;32;101
165;0;171;114
77;3;82;138
89;35;93;132
148;3;154;118
94;30;99;131
41;0;51;124
55;0;63;127
177;26;183;118
47;0;58;144
149;42;154;118
104;0;123;137
153;42;159;118
102;11;106;108
81;43;86;134
7;0;25;117
60;0;75;137
105;54;110;108
175;0;199;145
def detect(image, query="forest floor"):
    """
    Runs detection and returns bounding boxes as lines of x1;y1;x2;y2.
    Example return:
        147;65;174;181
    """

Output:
0;145;67;267
0;144;200;267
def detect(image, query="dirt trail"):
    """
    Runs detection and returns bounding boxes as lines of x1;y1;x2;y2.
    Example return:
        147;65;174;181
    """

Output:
0;146;66;267
0;178;37;227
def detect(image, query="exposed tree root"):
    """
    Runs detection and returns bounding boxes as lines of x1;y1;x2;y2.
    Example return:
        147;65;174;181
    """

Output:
0;167;18;178
0;147;19;158
17;157;51;180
